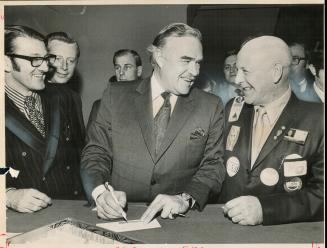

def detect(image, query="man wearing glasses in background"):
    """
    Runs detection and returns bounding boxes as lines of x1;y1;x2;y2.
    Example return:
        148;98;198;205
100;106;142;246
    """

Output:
288;42;321;102
5;25;84;213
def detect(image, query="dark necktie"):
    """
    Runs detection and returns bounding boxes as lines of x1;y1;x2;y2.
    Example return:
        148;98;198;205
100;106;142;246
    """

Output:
154;92;171;155
24;95;45;137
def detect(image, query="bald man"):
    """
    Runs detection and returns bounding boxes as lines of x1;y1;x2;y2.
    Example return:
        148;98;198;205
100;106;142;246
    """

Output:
218;36;323;225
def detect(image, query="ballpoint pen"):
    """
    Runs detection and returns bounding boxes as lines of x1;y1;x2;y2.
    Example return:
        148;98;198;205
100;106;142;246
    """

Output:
104;182;128;221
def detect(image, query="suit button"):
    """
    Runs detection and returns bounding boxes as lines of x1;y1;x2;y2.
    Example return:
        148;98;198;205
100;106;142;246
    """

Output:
42;177;46;181
74;190;78;195
66;166;70;170
150;178;156;185
66;137;70;141
22;152;27;157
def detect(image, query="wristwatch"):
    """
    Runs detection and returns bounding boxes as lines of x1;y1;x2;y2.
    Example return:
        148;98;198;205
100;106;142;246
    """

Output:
180;193;193;208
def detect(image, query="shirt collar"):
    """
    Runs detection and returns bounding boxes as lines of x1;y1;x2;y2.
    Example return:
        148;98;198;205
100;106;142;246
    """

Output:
151;74;166;101
255;87;291;125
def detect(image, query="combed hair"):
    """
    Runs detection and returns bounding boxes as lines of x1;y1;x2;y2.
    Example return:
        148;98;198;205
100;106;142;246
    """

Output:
46;31;80;58
147;23;202;66
5;25;45;54
113;49;142;67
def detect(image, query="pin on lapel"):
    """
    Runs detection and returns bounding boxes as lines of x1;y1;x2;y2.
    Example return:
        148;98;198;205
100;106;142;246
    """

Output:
273;126;286;140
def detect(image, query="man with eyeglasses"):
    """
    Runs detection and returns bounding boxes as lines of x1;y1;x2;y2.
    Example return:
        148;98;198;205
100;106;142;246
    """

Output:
5;25;84;213
289;42;321;102
214;50;240;105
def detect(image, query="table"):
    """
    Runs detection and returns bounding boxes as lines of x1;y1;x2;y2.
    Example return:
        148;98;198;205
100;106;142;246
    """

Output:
6;200;324;244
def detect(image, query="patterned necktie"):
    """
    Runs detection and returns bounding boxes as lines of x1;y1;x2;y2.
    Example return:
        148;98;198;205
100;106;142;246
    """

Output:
24;95;45;137
154;92;171;155
251;106;269;167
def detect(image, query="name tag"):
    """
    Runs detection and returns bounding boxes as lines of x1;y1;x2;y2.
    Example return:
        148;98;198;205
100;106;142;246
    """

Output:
284;160;307;177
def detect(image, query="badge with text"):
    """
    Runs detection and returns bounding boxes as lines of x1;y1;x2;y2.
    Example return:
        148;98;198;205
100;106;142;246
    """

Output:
228;97;244;122
284;128;308;145
284;177;302;192
260;168;279;186
226;156;240;177
283;154;307;177
226;125;240;151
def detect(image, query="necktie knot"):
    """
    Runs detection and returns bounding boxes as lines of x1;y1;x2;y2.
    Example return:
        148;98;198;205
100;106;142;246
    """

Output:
24;95;36;109
161;92;171;107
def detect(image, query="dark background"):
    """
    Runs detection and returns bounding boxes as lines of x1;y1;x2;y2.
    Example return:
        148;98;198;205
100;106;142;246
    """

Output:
5;4;324;122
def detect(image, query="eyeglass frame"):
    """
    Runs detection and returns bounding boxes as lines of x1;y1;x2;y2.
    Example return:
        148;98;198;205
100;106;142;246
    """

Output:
291;56;307;65
6;53;56;67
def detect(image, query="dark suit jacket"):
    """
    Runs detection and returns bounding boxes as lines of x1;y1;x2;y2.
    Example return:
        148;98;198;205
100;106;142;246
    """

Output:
5;84;85;199
86;99;100;132
219;93;324;225
81;77;225;209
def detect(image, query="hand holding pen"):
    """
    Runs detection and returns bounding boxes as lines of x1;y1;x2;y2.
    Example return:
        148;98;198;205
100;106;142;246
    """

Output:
95;183;127;221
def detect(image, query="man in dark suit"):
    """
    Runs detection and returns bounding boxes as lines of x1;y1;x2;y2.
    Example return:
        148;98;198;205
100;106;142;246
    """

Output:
219;36;323;225
86;49;143;131
5;25;84;213
81;23;225;223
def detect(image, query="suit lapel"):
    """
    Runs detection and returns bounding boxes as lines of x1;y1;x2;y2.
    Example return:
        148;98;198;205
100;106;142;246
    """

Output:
134;79;156;163
5;96;46;155
155;93;195;162
252;94;298;170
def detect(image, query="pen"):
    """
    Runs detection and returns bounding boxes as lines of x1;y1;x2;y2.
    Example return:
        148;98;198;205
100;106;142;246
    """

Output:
104;182;128;221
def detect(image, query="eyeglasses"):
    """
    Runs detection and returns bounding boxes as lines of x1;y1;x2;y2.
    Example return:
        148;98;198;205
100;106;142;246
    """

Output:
291;56;306;65
6;53;56;67
49;55;77;66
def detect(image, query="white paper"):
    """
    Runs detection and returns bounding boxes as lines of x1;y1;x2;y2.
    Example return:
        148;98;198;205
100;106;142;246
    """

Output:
96;219;161;232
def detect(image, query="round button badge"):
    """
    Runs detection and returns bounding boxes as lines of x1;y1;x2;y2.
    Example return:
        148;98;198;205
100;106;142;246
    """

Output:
260;168;279;186
226;156;240;177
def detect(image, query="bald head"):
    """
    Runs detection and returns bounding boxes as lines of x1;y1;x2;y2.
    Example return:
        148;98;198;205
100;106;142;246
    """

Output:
241;36;292;69
235;36;291;105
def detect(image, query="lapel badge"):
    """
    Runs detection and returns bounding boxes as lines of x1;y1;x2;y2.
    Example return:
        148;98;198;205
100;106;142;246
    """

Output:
226;156;240;177
226;125;240;151
273;127;285;140
228;97;244;122
284;128;309;145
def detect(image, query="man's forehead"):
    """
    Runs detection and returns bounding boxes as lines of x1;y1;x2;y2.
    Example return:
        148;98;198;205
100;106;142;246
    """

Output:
225;55;237;65
13;36;47;55
48;40;78;55
290;45;305;56
115;54;136;65
163;36;203;58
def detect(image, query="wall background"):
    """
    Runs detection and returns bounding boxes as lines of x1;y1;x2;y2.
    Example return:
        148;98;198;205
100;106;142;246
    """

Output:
5;4;323;122
5;5;187;122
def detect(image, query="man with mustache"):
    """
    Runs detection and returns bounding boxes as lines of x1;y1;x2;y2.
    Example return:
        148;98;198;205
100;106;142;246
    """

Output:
81;23;225;223
219;35;323;225
5;25;85;213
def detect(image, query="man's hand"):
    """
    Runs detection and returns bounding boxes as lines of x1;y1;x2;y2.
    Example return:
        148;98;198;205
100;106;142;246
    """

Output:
141;194;189;223
96;190;127;220
6;188;52;213
222;196;263;225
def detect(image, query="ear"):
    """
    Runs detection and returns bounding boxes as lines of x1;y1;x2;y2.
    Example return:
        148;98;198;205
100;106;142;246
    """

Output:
137;66;143;77
153;47;164;68
4;55;13;72
272;63;283;84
